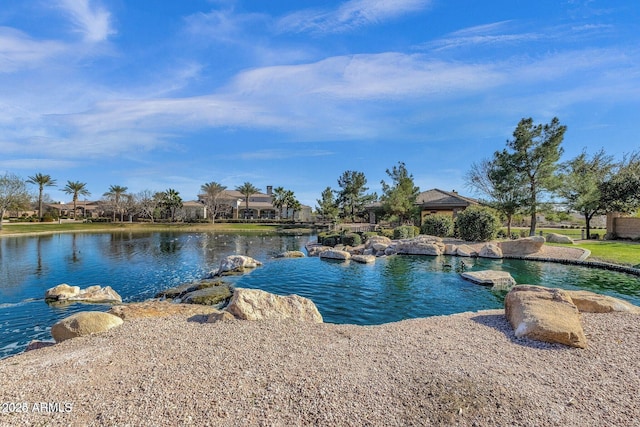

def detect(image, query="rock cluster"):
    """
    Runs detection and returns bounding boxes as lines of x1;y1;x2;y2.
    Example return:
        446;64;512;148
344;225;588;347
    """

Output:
504;285;640;348
45;284;122;304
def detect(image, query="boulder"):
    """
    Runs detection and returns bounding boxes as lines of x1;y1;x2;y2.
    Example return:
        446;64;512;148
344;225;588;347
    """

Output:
319;249;351;261
461;270;516;291
182;284;233;306
504;285;586;348
155;280;224;299
351;254;376;264
45;284;121;304
51;311;124;343
456;244;477;257
276;251;306;258
25;340;55;352
45;284;81;300
444;244;457;255
207;311;236;323
395;236;445;256
498;236;545;256
216;255;262;276
565;290;640;314
306;245;332;257
546;233;574;244
366;236;392;251
68;285;122;304
109;301;220;320
479;244;503;259
225;288;323;322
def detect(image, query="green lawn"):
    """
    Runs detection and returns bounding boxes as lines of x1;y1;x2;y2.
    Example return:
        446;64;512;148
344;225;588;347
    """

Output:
569;241;640;268
0;222;290;236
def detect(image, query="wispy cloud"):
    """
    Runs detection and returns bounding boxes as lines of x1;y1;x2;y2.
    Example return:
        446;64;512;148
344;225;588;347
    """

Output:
0;27;67;72
277;0;431;34
56;0;115;42
232;149;334;160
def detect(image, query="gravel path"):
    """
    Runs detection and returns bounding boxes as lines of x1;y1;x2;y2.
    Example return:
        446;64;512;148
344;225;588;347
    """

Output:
1;310;639;426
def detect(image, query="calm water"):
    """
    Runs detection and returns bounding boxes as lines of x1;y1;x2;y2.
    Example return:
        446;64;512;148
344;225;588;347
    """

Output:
1;232;640;359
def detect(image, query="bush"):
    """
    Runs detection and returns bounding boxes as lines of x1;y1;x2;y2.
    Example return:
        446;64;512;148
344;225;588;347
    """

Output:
454;206;501;242
420;214;454;237
379;228;395;239
393;225;419;239
362;231;378;241
318;232;341;246
342;233;362;246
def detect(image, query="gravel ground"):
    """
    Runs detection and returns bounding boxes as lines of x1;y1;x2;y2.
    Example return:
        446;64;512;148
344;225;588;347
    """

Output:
1;310;639;426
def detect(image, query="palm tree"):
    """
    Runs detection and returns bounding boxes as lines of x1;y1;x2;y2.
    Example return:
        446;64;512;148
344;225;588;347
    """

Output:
271;186;286;219
63;181;91;220
103;185;128;222
235;182;260;220
26;173;57;221
159;188;182;222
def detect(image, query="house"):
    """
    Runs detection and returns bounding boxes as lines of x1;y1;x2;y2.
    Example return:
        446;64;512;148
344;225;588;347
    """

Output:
416;189;479;224
198;186;312;221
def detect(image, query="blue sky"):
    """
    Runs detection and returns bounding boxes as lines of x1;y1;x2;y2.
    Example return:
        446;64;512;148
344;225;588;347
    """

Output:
1;0;639;207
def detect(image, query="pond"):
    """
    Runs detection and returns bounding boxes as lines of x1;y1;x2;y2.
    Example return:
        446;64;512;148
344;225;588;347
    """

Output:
1;232;640;359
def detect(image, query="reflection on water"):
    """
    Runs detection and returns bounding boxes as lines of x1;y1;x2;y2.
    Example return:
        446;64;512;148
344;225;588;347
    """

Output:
1;232;640;359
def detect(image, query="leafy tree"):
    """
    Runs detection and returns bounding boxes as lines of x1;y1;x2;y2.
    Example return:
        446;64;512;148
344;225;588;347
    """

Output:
26;173;57;221
556;149;614;239
0;173;31;230
504;117;566;235
235;182;260;220
63;181;91;219
380;162;420;224
316;186;339;222
336;170;376;222
200;181;227;223
159;188;182;222
103;185;128;222
466;151;528;237
455;205;501;242
600;151;640;214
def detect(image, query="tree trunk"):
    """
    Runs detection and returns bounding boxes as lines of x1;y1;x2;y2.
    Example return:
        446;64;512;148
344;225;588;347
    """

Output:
585;212;591;240
0;208;4;230
38;188;44;221
506;214;512;237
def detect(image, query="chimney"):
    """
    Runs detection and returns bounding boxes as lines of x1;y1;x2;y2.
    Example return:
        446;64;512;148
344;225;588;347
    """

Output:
267;186;273;195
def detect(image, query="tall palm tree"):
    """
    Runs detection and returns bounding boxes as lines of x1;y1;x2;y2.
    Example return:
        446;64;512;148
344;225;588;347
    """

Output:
159;188;182;222
63;181;91;220
235;182;260;220
103;185;128;222
26;173;57;221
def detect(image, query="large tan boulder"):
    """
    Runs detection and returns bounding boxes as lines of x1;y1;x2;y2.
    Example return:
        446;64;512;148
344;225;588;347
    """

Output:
51;311;124;343
546;233;574;244
351;254;376;264
276;251;306;258
565;290;640;314
366;236;392;252
395;236;445;256
479;243;503;259
504;285;586;348
216;255;262;276
305;244;332;257
225;288;323;322
319;249;351;261
461;270;516;291
498;236;545;256
444;244;457;255
45;284;81;301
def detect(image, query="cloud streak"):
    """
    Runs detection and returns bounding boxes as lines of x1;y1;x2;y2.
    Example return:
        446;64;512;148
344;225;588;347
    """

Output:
278;0;430;34
56;0;115;42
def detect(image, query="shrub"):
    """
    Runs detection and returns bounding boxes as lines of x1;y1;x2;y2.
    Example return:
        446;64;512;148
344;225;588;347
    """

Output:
342;233;362;247
393;225;419;239
318;232;341;246
362;231;378;241
421;214;454;237
379;228;395;239
454;206;501;242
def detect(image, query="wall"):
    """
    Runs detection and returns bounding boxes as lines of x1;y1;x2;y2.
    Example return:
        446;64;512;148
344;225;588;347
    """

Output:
607;213;640;239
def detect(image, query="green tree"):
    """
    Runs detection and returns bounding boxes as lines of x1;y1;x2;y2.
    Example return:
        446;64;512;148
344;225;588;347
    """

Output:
200;181;227;223
103;184;129;222
0;173;31;230
159;188;182;222
455;205;502;242
599;151;640;215
316;186;339;222
271;186;287;219
235;182;260;220
336;170;375;222
466;152;528;237
26;173;57;221
290;199;302;221
63;181;91;219
556;149;614;239
380;161;420;224
504;117;566;236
